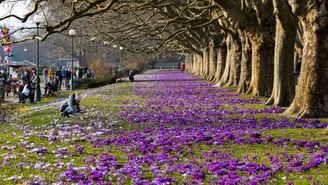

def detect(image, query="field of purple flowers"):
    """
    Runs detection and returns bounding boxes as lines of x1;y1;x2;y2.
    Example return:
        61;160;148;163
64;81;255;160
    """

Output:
0;69;328;185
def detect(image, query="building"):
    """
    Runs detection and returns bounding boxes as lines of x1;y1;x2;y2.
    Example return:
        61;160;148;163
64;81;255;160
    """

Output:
56;58;79;68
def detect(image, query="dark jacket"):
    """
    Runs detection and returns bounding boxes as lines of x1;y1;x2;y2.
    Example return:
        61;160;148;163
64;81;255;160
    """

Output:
128;72;134;82
55;70;63;80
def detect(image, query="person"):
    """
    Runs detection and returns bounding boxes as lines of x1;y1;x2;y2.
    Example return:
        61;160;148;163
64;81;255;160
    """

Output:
22;70;31;84
294;58;302;85
21;81;36;104
1;70;8;85
177;62;180;69
21;69;36;104
76;68;80;80
68;74;77;90
11;69;18;78
295;58;302;75
17;81;25;103
78;67;83;79
60;93;82;117
55;67;63;90
180;62;186;73
65;68;71;88
44;77;59;96
29;69;37;104
128;70;135;82
83;66;88;75
48;68;54;78
43;68;48;84
86;70;92;78
61;66;66;88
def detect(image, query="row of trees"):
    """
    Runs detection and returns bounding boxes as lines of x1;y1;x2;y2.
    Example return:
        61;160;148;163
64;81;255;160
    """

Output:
183;0;328;118
1;0;328;118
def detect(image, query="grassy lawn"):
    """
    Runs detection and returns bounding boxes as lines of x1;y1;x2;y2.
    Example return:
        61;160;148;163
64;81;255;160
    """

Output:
0;71;327;184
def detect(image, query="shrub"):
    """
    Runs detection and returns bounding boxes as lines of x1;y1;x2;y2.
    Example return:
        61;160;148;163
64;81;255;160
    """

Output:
0;105;16;124
76;76;117;89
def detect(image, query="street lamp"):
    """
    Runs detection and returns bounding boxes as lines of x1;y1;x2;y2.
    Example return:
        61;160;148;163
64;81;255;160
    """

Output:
91;37;96;58
69;29;76;91
33;15;43;101
119;46;124;66
104;41;109;63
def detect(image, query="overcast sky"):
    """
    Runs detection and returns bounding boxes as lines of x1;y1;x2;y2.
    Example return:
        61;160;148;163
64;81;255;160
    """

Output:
0;1;32;29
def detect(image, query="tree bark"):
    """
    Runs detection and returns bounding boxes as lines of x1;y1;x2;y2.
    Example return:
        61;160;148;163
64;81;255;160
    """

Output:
194;54;203;76
208;39;217;82
202;45;210;78
266;0;297;106
214;0;275;96
215;35;232;87
235;31;252;94
225;36;241;87
284;0;328;117
246;40;274;97
213;43;227;84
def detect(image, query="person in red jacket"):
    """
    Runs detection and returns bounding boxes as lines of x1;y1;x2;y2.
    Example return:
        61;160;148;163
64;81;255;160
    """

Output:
180;62;186;73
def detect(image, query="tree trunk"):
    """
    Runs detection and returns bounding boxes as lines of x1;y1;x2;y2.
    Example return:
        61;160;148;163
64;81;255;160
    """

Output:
235;32;252;94
284;11;328;117
215;35;232;87
194;54;202;76
225;36;241;87
208;39;217;82
266;0;297;106
202;46;210;78
185;54;191;72
211;38;227;84
199;52;204;77
246;40;274;97
213;0;275;96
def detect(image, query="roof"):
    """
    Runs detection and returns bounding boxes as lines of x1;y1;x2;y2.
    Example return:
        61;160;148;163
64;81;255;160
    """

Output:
21;60;36;67
2;61;30;67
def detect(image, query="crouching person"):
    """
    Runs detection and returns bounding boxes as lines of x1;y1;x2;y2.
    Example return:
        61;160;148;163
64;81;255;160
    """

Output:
60;93;82;117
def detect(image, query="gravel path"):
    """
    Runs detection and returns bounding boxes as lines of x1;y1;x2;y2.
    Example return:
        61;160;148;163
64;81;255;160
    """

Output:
1;86;104;122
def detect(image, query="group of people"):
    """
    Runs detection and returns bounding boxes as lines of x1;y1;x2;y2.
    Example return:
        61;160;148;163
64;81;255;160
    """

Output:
43;66;92;91
18;69;38;104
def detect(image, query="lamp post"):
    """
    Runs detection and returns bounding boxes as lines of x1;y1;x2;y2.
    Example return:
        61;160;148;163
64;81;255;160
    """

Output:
104;41;109;63
112;44;118;65
119;46;124;66
33;15;42;101
91;37;96;58
69;29;76;91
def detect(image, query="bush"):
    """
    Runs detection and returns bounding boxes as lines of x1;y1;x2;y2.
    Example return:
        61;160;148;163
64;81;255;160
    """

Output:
76;76;117;89
0;105;16;124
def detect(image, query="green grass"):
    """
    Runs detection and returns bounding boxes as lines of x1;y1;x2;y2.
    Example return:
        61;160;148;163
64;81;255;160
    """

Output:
0;81;328;184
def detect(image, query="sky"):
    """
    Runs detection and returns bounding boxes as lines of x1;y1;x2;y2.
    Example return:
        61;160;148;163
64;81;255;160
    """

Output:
0;1;32;30
0;1;32;64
